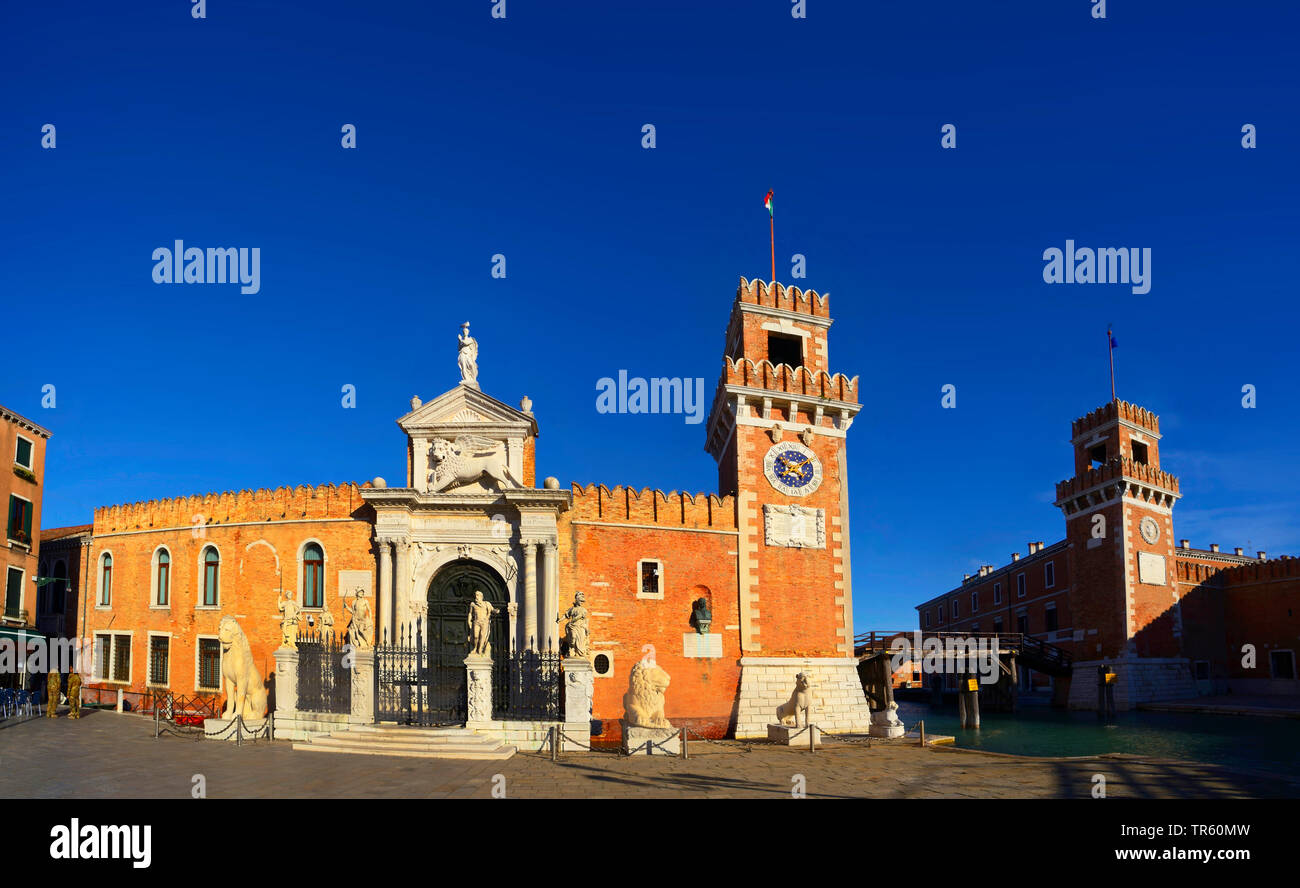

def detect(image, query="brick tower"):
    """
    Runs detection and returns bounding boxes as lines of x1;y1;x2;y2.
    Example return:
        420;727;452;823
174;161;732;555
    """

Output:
1054;400;1195;707
704;278;877;737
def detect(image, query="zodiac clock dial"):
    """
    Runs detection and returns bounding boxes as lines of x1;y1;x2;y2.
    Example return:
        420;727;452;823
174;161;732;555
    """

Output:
763;441;823;497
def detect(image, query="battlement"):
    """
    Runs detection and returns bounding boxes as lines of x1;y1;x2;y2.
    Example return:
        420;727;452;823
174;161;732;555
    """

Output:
570;483;737;530
93;481;374;533
1072;399;1160;439
720;356;859;403
1055;457;1180;503
1176;554;1300;586
736;277;830;319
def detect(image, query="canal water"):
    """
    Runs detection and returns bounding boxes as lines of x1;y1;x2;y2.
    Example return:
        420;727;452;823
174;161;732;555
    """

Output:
897;701;1300;777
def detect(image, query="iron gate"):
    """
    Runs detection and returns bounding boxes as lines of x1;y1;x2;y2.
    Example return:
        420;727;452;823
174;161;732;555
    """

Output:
297;630;351;714
375;619;464;725
493;649;562;720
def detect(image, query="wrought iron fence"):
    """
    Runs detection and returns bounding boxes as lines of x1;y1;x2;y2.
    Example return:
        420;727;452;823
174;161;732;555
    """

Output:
494;649;562;721
297;630;352;714
375;619;464;726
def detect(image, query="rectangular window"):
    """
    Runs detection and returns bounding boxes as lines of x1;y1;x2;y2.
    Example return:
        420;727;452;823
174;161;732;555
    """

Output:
112;634;131;682
938;605;945;623
149;636;170;685
924;610;930;628
198;638;222;690
1044;561;1056;589
1045;606;1059;632
95;634;112;681
993;582;1001;604
993;617;1003;635
1131;441;1149;465
971;591;978;613
1016;613;1028;635
637;559;664;599
767;332;803;369
1270;650;1296;681
14;436;34;469
952;599;959;619
7;494;33;545
1016;573;1026;598
4;567;23;618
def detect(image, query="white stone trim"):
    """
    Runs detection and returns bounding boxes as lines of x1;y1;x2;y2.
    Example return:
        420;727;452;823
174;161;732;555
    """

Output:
197;543;223;609
146;630;172;687
96;549;114;607
636;558;665;599
150;545;173;608
195;634;222;692
296;537;328;609
13;433;34;470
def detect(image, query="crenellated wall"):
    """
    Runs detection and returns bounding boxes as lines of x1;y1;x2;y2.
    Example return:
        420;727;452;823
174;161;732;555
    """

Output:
568;483;736;530
93;482;373;533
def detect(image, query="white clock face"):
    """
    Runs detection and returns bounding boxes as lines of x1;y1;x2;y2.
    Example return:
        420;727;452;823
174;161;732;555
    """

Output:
1139;516;1160;545
763;441;823;497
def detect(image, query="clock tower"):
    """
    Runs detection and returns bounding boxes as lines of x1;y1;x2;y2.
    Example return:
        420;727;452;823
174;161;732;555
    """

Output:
705;277;875;737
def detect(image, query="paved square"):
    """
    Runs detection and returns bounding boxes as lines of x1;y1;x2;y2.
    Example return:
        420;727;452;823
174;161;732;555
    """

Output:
2;711;1295;799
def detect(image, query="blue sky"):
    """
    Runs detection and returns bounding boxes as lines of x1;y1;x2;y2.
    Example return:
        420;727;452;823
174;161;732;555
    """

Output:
3;1;1297;631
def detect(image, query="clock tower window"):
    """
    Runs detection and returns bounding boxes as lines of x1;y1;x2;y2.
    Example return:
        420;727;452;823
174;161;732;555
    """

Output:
767;332;802;369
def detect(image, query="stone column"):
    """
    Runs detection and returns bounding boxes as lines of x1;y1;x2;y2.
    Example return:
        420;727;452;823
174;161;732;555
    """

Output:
377;538;393;644
542;541;558;652
522;541;538;650
394;539;412;632
464;655;493;726
412;438;428;492
273;647;299;716
350;648;376;725
561;657;593;726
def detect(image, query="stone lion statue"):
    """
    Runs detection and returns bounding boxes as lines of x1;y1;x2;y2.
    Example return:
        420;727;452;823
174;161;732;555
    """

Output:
622;658;672;728
218;616;267;720
428;436;522;493
776;672;814;727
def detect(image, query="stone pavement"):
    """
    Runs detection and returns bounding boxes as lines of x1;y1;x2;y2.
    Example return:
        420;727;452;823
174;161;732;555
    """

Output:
2;709;1296;799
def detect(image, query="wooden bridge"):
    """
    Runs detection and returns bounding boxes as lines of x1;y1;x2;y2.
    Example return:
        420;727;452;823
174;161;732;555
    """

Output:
854;630;1074;677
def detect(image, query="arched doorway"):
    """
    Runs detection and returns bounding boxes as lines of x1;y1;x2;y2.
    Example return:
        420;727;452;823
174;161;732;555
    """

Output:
421;561;509;724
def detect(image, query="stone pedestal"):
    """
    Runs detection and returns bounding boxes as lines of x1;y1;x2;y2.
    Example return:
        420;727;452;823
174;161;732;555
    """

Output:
621;722;680;756
768;723;821;746
273;647;299;716
869;704;906;738
465;655;494;725
561;658;593;725
350;648;375;725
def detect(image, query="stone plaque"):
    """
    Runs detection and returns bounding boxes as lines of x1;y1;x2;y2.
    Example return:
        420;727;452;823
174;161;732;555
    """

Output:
1137;551;1166;586
338;570;373;597
682;633;723;658
762;504;825;549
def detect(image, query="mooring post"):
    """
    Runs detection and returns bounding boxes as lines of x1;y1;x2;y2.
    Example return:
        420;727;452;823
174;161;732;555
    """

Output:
809;723;816;753
919;720;926;748
959;673;980;729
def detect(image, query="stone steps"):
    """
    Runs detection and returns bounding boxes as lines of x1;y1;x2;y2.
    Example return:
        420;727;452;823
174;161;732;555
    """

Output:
293;725;516;760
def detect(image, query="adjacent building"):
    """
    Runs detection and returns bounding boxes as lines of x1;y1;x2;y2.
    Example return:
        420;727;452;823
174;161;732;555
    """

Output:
916;399;1299;708
2;405;51;672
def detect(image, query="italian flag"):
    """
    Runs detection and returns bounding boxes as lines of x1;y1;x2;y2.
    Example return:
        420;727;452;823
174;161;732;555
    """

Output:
764;190;774;217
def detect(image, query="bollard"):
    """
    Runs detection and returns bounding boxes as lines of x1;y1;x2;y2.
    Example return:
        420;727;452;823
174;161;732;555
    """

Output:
919;720;926;748
550;725;558;762
682;728;689;760
810;723;816;753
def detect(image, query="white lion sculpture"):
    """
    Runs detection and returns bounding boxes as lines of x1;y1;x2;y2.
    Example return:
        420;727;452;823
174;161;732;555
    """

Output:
219;616;267;720
776;672;814;727
623;659;672;728
428;436;522;493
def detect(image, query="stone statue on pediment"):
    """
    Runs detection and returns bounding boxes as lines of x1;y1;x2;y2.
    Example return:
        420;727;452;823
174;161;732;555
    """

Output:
458;322;479;389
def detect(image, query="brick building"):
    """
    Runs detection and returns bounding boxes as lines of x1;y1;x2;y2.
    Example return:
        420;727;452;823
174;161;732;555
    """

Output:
2;404;51;683
76;278;876;738
916;399;1299;709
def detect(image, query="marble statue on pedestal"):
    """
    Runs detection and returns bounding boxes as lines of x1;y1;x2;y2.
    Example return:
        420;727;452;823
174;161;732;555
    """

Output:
344;588;373;649
623;658;672;728
218;616;268;720
276;590;301;647
558;591;590;658
776;672;814;728
467;590;499;658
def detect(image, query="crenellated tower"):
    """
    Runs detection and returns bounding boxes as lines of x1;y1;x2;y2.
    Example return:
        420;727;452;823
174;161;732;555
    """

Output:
1054;399;1184;670
704;278;861;659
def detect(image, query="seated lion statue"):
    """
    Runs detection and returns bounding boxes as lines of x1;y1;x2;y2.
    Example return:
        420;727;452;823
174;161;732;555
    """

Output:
776;672;814;727
219;616;267;720
622;659;672;728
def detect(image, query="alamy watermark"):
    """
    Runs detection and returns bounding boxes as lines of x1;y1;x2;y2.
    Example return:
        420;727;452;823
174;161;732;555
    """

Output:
596;371;706;425
1042;240;1151;294
152;240;261;294
889;632;1001;684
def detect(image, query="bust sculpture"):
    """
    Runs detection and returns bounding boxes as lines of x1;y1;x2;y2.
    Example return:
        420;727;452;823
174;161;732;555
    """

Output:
690;597;712;635
557;591;590;658
458;322;479;388
467;590;499;658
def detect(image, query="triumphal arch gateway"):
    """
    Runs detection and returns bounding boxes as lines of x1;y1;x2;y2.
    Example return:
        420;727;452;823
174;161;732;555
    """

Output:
81;279;879;746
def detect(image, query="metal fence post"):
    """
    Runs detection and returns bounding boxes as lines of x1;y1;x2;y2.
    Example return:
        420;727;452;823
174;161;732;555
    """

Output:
550;725;558;762
681;728;688;760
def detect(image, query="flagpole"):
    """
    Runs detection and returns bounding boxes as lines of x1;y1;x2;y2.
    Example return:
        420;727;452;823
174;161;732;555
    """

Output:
769;211;775;284
1108;326;1116;402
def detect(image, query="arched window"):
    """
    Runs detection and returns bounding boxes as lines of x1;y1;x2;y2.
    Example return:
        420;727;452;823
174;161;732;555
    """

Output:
202;547;220;606
100;553;113;605
156;550;170;606
303;543;324;609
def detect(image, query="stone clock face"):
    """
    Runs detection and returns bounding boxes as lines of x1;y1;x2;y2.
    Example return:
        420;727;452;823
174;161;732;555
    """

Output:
1139;516;1160;545
763;441;823;497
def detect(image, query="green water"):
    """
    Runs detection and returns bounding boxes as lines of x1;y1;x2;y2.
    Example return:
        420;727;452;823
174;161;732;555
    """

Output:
897;701;1300;777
